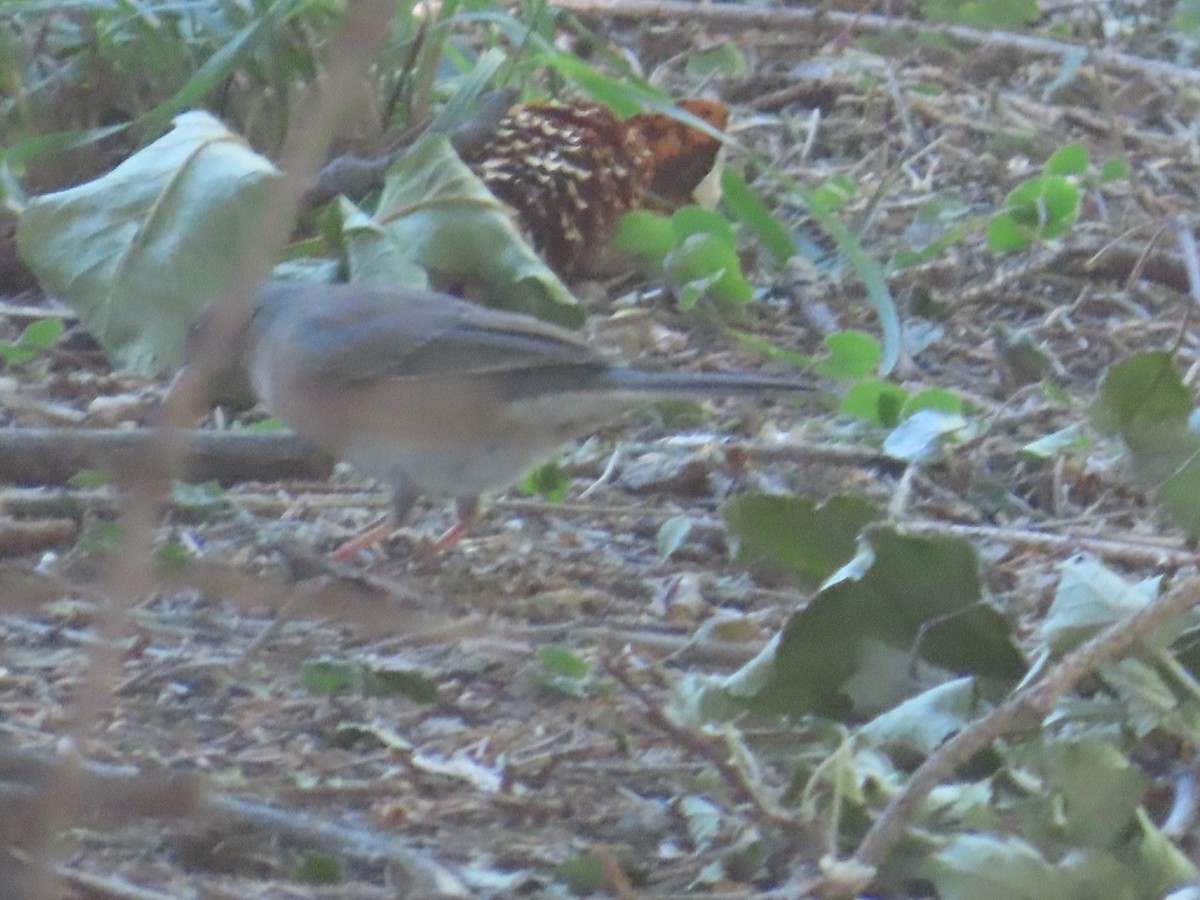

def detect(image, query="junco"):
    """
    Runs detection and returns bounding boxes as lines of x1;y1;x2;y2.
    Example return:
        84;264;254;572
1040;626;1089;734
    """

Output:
183;280;811;559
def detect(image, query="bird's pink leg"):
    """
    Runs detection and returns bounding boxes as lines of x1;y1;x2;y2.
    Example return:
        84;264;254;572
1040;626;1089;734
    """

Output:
330;482;418;563
421;496;481;557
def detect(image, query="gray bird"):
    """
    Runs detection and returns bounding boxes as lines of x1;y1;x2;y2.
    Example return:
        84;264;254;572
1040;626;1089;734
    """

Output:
182;280;811;559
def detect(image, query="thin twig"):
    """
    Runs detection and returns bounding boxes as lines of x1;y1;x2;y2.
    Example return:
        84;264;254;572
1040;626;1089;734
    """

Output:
606;653;814;838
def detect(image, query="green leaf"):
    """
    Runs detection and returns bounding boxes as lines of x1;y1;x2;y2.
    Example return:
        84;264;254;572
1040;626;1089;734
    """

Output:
802;191;901;375
986;213;1031;252
1093;352;1193;440
0;345;36;366
859;677;978;756
671;206;737;248
373;134;580;326
725;493;878;591
338;196;429;290
720;169;795;264
841;379;910;427
685;42;749;78
1099;158;1130;182
155;541;190;570
18;317;64;350
926;834;1070;900
817;330;882;380
1003;174;1081;239
807;176;858;215
425;47;509;137
538;645;589;679
74;520;126;556
66;469;113;489
367;668;440;703
665;233;753;308
517;458;571;503
1041;555;1162;651
901;388;962;417
558;853;609;893
1131;807;1200;891
883;409;969;461
1091;351;1200;538
730;330;813;369
613;211;675;265
726;529;1025;718
1178;0;1200;36
1045;144;1089;176
927;0;1040;28
244;417;288;433
170;480;232;523
531;645;590;697
657;515;694;559
301;660;363;694
17;111;280;373
295;852;342;884
1020;423;1089;460
1007;736;1148;848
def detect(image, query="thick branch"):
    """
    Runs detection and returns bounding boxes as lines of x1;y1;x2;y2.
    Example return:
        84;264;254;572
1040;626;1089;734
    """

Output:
0;428;330;486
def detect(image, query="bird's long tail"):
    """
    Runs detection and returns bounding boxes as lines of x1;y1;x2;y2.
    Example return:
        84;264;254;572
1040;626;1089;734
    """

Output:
597;366;812;396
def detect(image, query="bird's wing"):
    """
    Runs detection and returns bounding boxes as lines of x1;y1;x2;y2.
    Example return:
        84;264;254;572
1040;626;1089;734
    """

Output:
258;282;600;385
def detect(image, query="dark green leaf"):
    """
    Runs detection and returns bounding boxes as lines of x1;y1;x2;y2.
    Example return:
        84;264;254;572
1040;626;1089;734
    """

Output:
1092;352;1193;439
725;493;878;590
729;529;1025;718
1091;352;1200;538
558;853;609;893
367;669;440;703
295;853;342;885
